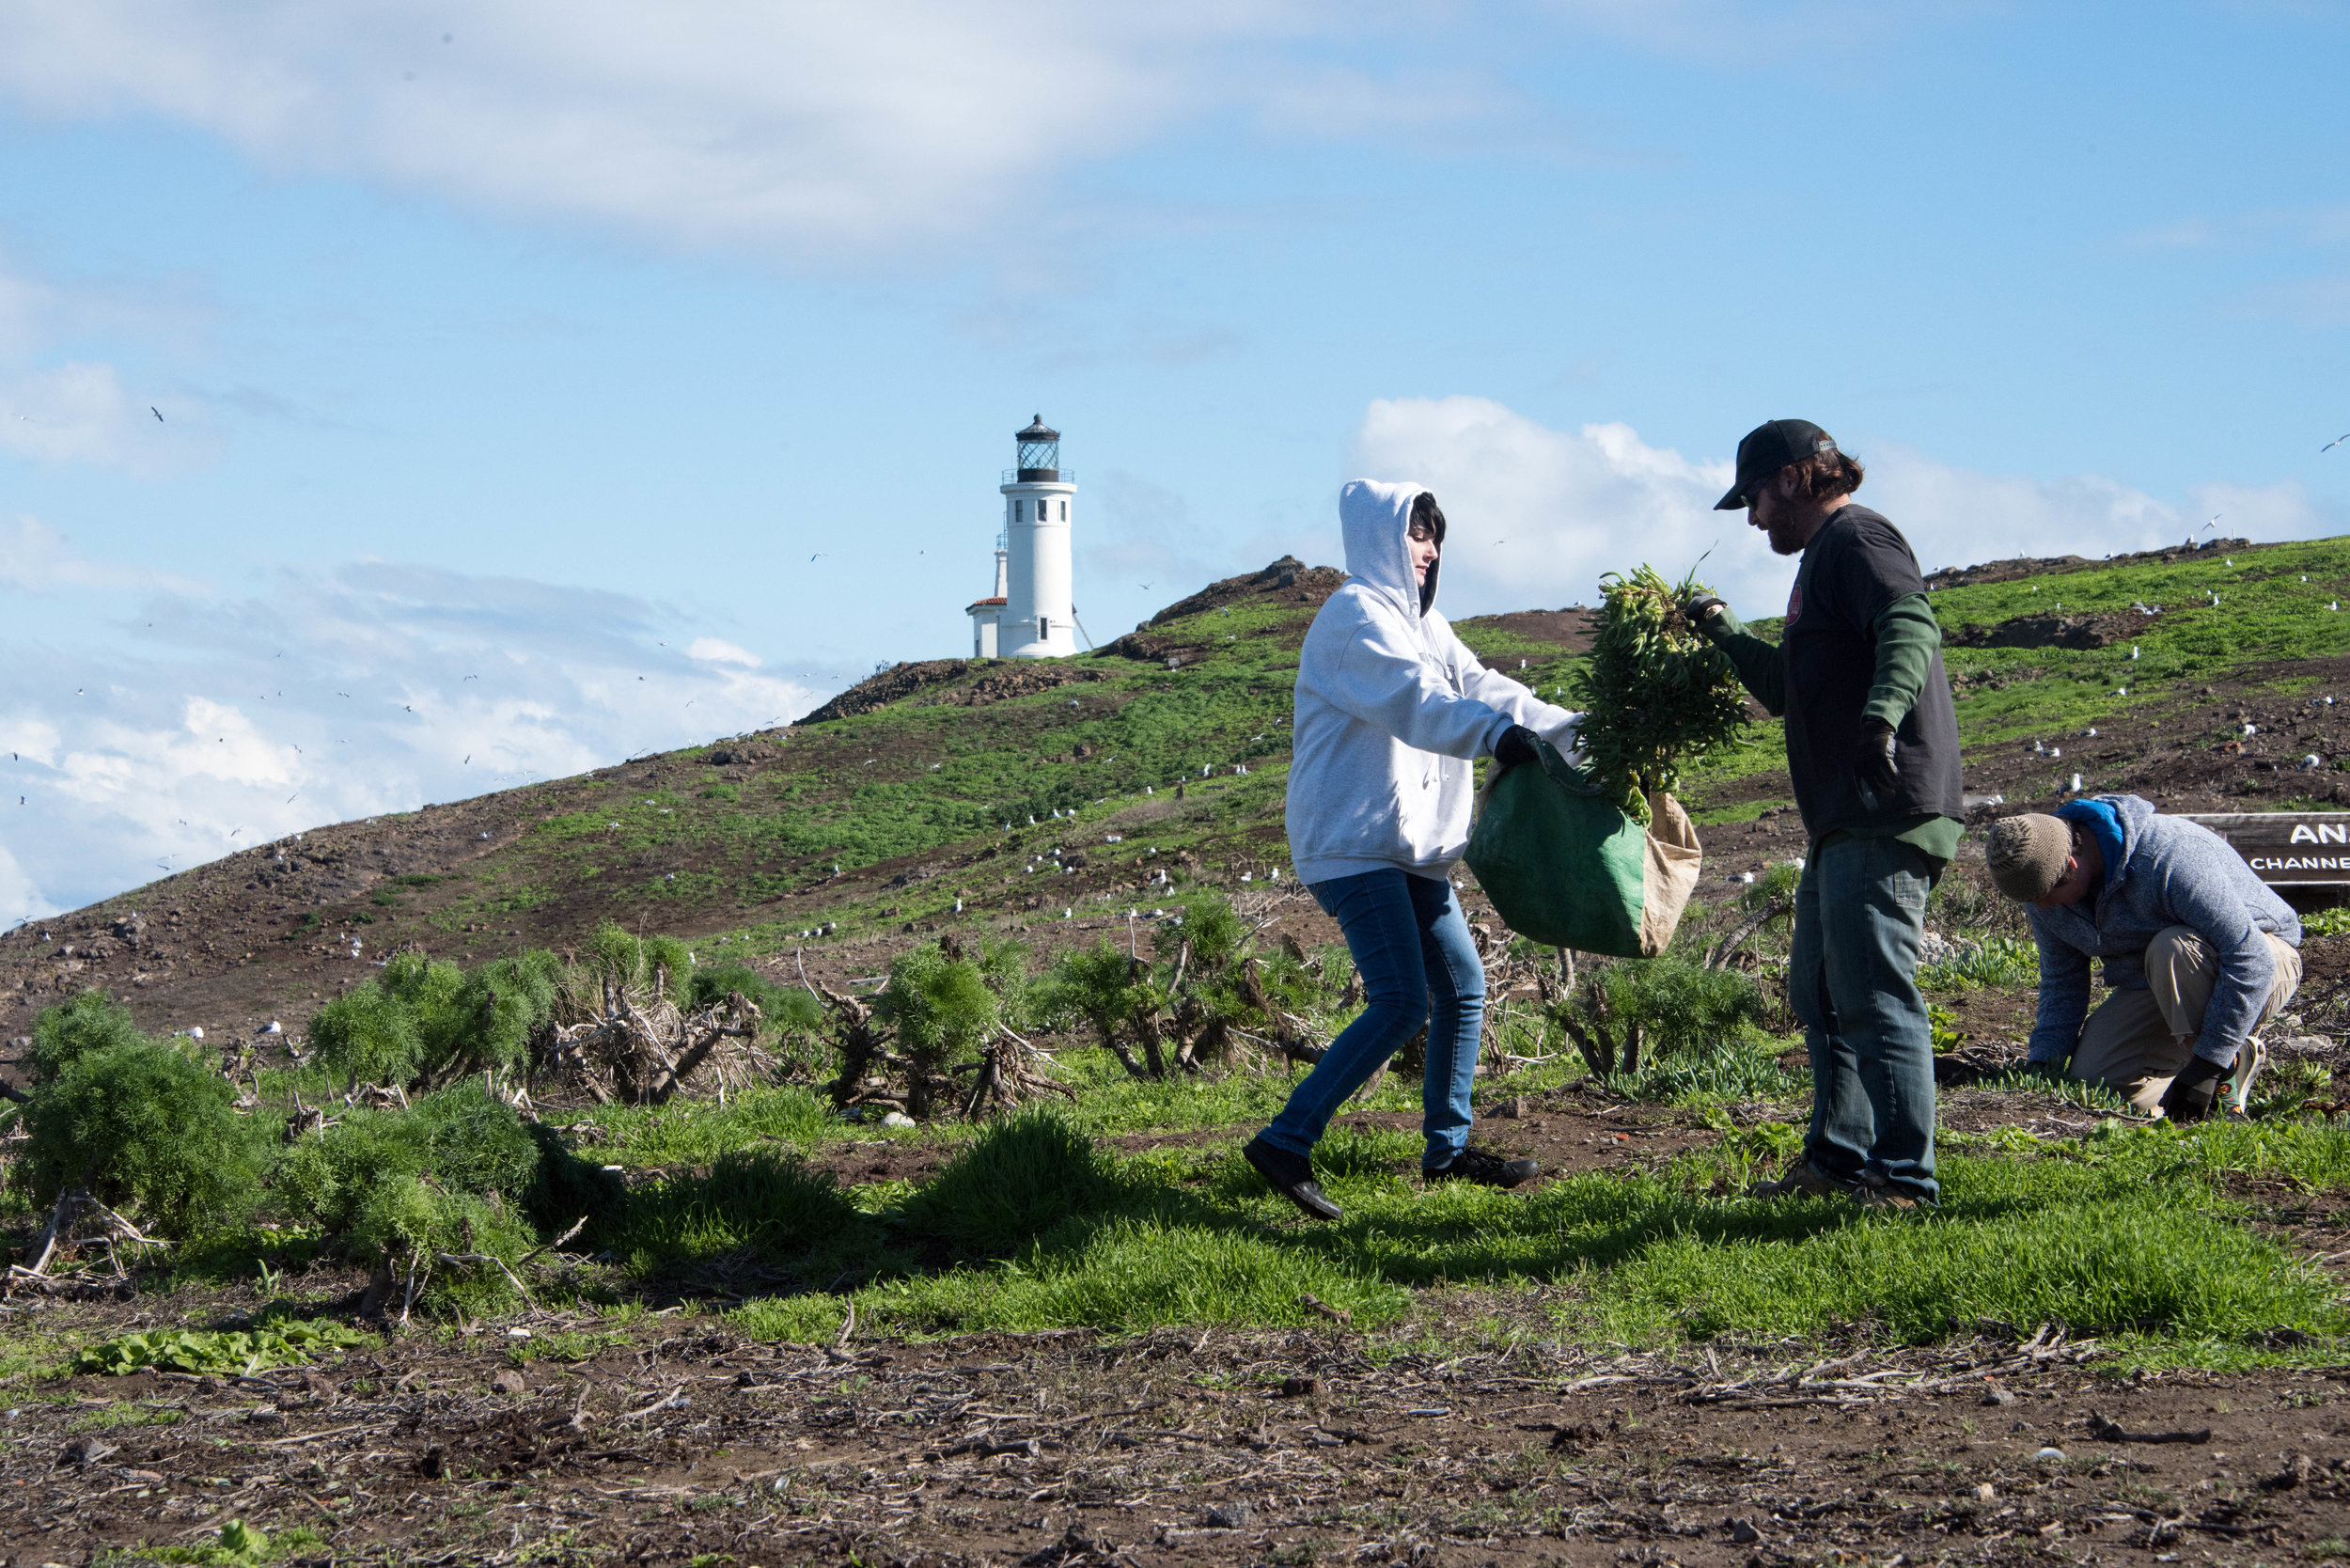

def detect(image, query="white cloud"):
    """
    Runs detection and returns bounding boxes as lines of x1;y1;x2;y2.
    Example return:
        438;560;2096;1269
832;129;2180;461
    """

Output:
1351;398;2350;622
687;637;760;667
1352;395;1743;611
0;1;1367;262
0;361;212;473
0;550;832;923
0;246;215;474
0;512;207;593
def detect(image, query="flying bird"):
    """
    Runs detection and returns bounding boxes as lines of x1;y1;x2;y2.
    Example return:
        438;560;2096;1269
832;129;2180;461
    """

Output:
2321;433;2350;452
150;406;163;422
810;552;825;561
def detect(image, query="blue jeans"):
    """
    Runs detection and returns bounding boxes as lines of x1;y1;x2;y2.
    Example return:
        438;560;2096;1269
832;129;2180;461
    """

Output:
1788;833;1940;1201
1260;869;1485;1169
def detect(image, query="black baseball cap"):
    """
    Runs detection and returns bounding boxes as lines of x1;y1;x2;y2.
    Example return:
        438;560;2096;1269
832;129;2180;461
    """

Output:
1714;418;1840;510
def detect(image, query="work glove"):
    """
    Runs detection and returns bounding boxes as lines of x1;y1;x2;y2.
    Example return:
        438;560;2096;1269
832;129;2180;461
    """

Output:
1681;593;1730;635
1856;717;1901;795
2157;1054;2228;1123
1493;725;1542;771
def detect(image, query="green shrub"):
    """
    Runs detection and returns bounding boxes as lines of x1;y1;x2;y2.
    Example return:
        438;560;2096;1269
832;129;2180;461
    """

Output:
306;981;424;1087
307;949;563;1090
899;1107;1113;1257
28;991;151;1083
597;1147;860;1275
875;942;1003;1115
1042;891;1316;1078
21;1043;262;1238
1156;892;1246;972
351;1177;538;1314
1047;939;1150;1055
1547;955;1766;1080
1569;564;1749;813
583;921;693;996
275;1080;541;1240
274;1081;553;1314
688;959;822;1033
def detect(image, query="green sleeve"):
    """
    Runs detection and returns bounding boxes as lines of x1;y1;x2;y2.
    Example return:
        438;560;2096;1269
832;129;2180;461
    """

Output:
1694;605;1785;717
1865;591;1941;729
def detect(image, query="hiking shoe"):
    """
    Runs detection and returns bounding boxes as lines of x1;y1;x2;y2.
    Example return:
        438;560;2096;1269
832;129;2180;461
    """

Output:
1244;1137;1343;1223
1747;1158;1853;1201
2224;1037;2268;1116
1851;1185;1921;1213
1424;1145;1540;1189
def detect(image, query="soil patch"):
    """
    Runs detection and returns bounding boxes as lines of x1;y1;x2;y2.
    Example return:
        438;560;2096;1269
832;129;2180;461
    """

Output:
1922;536;2268;589
5;1299;2343;1566
1948;608;2165;651
1451;606;1603;661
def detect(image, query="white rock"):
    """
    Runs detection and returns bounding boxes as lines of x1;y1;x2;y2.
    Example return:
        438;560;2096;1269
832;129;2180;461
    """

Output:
2034;1447;2066;1463
880;1111;916;1128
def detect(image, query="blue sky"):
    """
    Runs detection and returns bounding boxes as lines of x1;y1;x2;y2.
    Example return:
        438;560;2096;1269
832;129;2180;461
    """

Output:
0;1;2344;920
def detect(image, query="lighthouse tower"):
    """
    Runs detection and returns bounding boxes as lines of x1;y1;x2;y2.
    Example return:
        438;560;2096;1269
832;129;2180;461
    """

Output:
999;416;1078;658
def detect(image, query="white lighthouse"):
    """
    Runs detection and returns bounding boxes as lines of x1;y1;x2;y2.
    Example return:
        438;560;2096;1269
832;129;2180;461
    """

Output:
997;415;1078;658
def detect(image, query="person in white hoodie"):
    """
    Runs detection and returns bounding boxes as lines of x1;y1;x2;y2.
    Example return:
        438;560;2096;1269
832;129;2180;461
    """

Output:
1244;480;1585;1222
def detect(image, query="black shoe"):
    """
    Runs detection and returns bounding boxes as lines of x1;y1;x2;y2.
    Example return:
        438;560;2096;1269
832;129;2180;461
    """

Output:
1424;1145;1540;1189
1244;1137;1343;1222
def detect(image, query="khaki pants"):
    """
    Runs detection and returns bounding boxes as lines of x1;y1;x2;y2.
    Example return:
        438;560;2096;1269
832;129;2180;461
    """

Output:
2067;927;2300;1113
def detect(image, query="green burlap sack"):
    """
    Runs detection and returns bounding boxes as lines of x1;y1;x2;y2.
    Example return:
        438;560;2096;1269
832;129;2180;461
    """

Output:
1464;736;1702;958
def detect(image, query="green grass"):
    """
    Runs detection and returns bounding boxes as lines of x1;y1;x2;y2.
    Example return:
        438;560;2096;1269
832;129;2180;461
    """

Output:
695;1104;2350;1356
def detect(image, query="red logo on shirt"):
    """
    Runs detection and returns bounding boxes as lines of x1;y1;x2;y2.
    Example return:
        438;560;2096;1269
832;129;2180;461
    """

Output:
1785;583;1803;627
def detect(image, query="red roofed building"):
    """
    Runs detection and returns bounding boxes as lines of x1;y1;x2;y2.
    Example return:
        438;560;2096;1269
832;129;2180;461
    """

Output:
967;540;1009;656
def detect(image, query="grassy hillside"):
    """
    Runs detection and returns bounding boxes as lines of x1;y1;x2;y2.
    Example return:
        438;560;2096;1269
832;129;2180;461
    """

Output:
8;540;2350;1568
8;535;2350;1045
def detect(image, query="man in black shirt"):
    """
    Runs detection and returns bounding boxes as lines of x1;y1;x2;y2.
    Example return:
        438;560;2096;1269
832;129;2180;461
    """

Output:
1684;420;1964;1209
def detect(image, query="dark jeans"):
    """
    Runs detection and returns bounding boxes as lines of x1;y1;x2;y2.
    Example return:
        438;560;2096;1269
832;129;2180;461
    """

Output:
1259;869;1485;1169
1788;833;1940;1201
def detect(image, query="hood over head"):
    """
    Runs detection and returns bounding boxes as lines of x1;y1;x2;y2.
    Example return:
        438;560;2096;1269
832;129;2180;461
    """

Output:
1339;478;1444;618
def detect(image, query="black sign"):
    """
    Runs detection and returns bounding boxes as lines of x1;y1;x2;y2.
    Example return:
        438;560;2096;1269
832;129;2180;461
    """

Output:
2183;812;2350;886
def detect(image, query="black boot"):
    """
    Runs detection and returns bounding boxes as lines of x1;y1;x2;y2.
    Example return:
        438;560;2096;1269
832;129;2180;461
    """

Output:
1424;1145;1540;1189
1243;1137;1343;1222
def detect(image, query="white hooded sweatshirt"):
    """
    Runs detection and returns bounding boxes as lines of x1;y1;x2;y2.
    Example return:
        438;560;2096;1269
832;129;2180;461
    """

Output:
1285;479;1584;886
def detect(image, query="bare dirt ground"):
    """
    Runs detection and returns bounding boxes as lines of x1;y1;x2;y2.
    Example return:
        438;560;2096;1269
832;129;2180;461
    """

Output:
7;1297;2345;1567
17;1085;2337;1567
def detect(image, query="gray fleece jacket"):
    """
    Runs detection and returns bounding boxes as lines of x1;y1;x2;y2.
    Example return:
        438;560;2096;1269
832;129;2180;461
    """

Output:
1284;479;1582;886
2025;793;2300;1070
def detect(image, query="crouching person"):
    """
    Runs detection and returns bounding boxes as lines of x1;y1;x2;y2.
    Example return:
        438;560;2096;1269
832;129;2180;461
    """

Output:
1243;479;1584;1223
1984;794;2299;1121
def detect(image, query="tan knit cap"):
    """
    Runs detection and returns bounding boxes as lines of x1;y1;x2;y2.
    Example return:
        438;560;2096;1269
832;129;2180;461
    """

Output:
1984;813;2073;902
